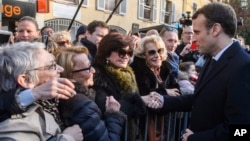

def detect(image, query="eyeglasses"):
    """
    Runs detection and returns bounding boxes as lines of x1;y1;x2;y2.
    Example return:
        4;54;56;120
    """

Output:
71;65;92;73
183;32;194;35
28;63;57;71
57;40;70;46
115;48;133;58
147;48;164;56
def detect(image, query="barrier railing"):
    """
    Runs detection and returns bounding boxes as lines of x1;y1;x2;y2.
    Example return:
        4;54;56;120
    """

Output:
123;112;190;141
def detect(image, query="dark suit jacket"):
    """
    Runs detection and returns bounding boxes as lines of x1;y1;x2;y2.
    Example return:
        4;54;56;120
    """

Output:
161;41;250;141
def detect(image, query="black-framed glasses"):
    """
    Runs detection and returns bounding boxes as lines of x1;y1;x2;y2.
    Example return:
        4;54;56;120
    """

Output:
147;48;164;56
28;63;57;71
115;48;133;58
71;65;92;73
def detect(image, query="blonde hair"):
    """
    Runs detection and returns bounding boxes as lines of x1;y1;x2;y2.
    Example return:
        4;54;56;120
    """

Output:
55;46;89;79
134;35;167;60
52;31;71;43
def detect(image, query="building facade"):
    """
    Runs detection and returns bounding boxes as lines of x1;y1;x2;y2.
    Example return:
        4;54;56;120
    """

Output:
1;0;211;39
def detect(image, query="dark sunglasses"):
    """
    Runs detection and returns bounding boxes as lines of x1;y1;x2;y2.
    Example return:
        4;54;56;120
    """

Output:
115;48;133;58
147;48;164;56
57;40;70;46
71;65;92;73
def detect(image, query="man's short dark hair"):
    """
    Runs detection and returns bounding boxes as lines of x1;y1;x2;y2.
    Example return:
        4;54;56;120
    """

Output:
192;2;237;38
87;20;109;34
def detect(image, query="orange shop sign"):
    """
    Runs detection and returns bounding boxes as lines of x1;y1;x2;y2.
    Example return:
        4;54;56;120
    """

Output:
1;4;21;18
2;0;36;19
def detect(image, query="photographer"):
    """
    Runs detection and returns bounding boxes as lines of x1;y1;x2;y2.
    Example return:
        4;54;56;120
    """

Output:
176;26;199;63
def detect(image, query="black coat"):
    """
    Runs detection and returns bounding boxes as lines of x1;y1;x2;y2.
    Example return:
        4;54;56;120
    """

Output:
0;88;27;122
93;64;146;119
130;56;170;96
58;85;126;141
93;64;146;141
80;38;97;62
161;41;250;141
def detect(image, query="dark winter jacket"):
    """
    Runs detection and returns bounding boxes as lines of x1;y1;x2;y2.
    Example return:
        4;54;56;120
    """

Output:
80;38;97;62
58;83;126;141
0;88;27;122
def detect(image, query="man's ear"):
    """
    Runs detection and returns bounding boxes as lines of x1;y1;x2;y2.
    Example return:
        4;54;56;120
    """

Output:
16;74;34;88
212;23;222;37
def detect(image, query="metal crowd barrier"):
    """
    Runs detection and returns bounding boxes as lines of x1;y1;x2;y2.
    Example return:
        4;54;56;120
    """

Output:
123;112;191;141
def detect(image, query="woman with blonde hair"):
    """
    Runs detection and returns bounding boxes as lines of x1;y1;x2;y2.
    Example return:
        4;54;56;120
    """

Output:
55;46;126;141
131;35;177;141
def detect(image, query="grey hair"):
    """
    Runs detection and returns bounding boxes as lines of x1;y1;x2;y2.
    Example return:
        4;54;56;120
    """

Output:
0;42;45;92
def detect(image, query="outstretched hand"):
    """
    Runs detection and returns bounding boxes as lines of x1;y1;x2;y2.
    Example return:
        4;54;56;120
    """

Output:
141;91;164;109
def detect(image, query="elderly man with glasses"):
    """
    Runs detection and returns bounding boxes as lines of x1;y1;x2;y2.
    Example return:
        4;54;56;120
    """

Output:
0;42;83;141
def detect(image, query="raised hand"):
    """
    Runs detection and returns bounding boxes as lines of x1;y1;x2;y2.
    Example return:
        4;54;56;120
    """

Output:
31;78;76;100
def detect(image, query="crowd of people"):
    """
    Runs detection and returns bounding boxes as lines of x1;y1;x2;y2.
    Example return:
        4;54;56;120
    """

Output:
0;2;250;141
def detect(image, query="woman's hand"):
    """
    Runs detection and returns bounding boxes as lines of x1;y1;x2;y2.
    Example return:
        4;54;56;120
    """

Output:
105;96;121;112
166;88;180;96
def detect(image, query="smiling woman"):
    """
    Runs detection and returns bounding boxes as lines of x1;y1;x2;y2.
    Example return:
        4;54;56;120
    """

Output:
93;33;147;141
55;46;126;141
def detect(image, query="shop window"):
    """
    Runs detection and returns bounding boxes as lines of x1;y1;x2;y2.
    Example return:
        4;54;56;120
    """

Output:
97;0;127;15
138;0;157;22
45;18;84;40
160;0;175;24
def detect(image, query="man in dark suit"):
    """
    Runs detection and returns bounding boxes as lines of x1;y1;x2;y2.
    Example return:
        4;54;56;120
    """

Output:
149;2;250;141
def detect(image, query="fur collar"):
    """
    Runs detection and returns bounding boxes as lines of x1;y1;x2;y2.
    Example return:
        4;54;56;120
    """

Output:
104;65;138;97
74;82;96;101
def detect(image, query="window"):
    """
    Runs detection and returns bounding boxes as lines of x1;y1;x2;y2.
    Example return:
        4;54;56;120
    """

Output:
240;0;248;10
79;0;89;7
160;0;174;24
97;0;127;15
45;18;84;40
55;0;78;5
138;0;157;21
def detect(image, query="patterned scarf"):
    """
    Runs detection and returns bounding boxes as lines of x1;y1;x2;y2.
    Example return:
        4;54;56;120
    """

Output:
36;99;64;129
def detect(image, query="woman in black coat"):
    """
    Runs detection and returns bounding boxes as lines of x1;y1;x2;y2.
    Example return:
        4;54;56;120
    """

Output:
56;47;126;141
131;35;179;141
93;33;149;141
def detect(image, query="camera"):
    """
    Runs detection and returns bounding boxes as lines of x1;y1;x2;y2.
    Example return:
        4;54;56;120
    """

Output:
179;11;192;26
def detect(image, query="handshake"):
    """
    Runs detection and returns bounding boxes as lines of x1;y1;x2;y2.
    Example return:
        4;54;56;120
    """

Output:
141;91;164;109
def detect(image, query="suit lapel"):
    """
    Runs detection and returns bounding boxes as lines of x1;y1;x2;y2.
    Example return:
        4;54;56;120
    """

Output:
194;41;240;95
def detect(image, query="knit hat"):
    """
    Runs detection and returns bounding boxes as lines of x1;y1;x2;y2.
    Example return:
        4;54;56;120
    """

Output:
76;25;87;38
